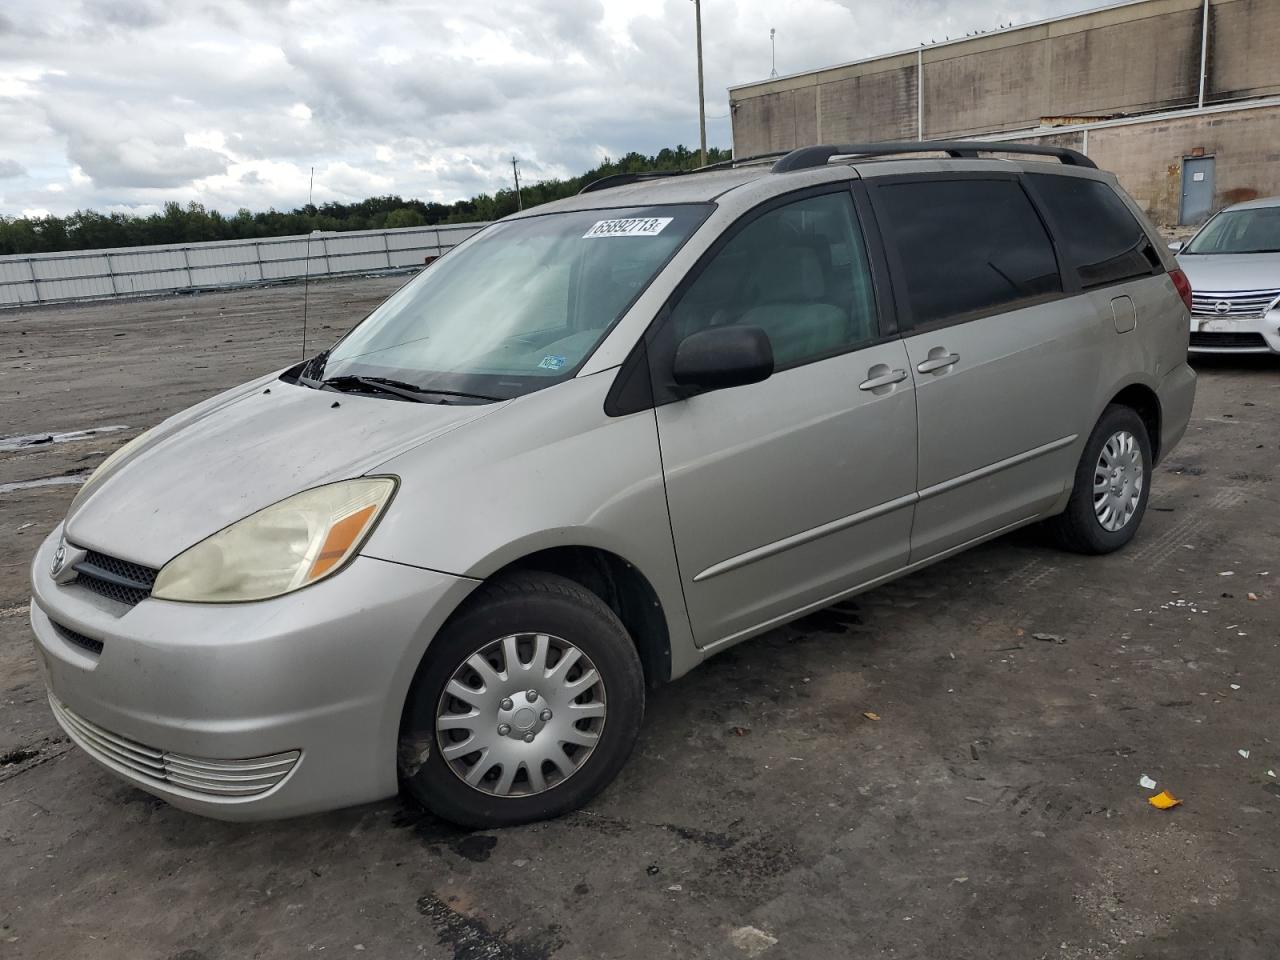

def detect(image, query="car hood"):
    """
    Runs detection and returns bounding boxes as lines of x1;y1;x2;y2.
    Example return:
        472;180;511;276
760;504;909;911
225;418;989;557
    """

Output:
1176;251;1280;293
65;374;502;567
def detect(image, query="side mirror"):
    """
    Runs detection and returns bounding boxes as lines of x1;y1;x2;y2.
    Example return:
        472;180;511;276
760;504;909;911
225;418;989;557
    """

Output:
1168;240;1184;252
672;325;774;392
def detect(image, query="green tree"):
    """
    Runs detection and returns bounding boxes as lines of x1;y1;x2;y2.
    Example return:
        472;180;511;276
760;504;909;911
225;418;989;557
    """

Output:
384;207;426;229
0;145;737;255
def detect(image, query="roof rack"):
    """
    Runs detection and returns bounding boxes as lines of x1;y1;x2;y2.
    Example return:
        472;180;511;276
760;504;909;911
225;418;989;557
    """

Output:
577;151;795;194
771;140;1097;173
692;150;791;172
579;170;687;194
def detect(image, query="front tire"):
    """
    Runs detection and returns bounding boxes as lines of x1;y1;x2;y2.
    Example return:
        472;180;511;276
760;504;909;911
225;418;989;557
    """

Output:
400;571;645;828
1043;404;1152;554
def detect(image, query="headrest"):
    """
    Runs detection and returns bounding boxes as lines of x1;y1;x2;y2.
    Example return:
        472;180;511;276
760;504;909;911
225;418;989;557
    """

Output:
755;245;824;302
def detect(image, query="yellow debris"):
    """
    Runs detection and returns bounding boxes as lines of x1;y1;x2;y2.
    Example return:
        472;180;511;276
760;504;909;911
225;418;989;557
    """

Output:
1148;790;1182;810
863;711;881;722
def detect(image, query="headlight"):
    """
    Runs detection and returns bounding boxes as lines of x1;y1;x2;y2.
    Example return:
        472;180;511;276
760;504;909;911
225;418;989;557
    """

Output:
68;427;157;515
152;478;396;603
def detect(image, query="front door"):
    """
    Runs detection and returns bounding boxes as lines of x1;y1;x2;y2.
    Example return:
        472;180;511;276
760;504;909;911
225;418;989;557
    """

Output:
650;187;918;646
1180;156;1215;226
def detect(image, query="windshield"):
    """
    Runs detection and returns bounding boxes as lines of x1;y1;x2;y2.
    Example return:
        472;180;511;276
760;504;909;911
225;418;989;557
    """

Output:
1185;206;1280;255
316;204;711;399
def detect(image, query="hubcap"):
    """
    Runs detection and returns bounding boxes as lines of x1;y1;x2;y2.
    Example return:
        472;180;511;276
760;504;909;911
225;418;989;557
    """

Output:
1093;430;1144;532
435;633;607;798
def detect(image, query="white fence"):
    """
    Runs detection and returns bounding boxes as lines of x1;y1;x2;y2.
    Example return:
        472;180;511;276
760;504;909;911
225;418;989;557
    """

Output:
0;222;487;308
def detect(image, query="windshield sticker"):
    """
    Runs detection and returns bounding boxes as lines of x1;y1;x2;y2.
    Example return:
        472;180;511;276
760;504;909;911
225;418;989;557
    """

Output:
583;217;673;239
538;355;567;370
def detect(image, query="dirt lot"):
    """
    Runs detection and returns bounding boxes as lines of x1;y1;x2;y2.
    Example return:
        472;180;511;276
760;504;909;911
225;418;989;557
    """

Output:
2;277;1278;960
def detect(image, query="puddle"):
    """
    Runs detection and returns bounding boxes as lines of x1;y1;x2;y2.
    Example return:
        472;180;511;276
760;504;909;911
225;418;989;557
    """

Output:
0;472;90;494
0;425;129;454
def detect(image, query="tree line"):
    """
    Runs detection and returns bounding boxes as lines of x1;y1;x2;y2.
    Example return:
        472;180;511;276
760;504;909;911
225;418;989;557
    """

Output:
0;145;732;255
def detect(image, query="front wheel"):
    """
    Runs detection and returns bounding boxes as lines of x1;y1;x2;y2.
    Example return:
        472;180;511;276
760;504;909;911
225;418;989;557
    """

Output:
1043;404;1152;554
400;571;645;828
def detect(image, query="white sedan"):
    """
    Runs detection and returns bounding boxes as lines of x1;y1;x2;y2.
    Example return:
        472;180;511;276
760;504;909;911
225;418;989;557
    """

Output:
1174;196;1280;355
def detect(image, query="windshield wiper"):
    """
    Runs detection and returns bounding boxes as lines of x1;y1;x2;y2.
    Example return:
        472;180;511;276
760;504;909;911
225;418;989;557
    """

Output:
321;375;499;404
321;375;435;403
412;387;503;402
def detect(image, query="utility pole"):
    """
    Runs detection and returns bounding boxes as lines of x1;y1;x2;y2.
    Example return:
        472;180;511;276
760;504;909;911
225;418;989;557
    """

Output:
694;0;707;166
511;156;523;211
770;27;778;77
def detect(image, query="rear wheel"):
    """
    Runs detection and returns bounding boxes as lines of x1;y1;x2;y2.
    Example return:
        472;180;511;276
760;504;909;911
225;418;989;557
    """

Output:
400;571;644;828
1043;404;1152;554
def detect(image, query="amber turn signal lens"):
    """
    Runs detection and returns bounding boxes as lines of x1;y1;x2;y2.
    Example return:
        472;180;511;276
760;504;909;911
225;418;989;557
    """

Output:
308;504;379;581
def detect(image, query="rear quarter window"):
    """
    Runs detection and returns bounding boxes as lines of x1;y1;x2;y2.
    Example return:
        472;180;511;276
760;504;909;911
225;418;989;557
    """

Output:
1026;174;1161;289
873;178;1063;330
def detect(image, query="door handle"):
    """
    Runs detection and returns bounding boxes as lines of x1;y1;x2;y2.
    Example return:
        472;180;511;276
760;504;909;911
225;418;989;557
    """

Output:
916;352;960;374
858;368;908;391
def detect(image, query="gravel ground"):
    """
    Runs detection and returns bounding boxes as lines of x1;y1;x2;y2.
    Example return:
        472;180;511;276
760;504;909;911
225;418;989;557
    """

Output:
2;276;1278;960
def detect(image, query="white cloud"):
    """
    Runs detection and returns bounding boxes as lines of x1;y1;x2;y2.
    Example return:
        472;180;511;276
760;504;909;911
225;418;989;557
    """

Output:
0;0;1098;217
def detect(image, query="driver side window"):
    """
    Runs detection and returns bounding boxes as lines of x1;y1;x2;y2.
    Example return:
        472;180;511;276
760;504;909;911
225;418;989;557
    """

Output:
668;189;879;368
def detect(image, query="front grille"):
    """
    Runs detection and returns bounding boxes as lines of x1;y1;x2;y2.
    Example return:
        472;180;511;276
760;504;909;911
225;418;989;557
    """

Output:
48;696;301;798
50;620;104;656
1190;289;1280;320
72;549;158;607
1189;331;1269;349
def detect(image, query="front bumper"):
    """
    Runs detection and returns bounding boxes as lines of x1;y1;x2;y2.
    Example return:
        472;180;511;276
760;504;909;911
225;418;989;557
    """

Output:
1187;309;1280;354
29;525;476;820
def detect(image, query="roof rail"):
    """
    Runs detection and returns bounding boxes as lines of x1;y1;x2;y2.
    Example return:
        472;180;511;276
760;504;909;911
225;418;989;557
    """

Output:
578;170;687;194
771;140;1097;173
692;150;790;172
578;152;793;194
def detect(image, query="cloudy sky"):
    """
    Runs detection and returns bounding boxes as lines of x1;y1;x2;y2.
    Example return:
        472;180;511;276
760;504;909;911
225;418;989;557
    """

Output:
1;0;1100;219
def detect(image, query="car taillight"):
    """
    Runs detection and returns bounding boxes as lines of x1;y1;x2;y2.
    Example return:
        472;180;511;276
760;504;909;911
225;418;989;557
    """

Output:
1169;268;1193;313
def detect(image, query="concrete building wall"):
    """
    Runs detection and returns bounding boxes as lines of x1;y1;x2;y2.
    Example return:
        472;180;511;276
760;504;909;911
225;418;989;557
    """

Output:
729;0;1280;150
818;59;918;146
920;1;1204;138
999;103;1280;225
1208;0;1280;102
1087;105;1280;225
726;0;1280;226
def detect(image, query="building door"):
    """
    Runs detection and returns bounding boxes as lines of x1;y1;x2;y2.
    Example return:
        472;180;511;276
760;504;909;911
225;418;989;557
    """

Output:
1180;156;1215;225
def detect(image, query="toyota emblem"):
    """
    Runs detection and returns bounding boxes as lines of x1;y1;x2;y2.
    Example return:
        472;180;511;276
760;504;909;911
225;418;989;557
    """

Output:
1213;301;1231;315
50;542;67;577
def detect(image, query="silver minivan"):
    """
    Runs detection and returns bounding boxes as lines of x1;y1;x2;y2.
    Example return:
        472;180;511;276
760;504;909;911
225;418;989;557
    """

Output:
29;141;1197;827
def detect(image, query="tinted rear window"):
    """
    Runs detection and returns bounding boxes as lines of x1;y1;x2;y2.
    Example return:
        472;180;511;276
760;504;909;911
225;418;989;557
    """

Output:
1027;174;1160;288
875;179;1062;329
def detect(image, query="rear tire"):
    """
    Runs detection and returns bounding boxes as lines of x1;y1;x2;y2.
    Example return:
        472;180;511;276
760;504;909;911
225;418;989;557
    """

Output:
1043;404;1152;555
400;571;644;828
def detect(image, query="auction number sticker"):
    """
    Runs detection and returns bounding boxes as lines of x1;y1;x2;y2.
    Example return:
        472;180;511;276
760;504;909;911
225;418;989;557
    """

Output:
583;217;673;239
